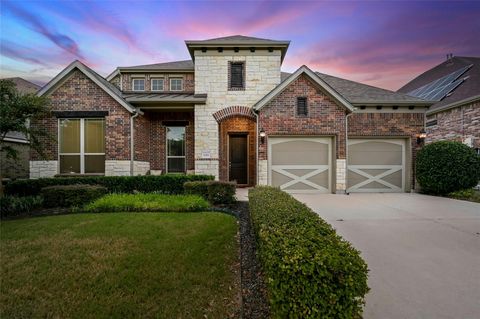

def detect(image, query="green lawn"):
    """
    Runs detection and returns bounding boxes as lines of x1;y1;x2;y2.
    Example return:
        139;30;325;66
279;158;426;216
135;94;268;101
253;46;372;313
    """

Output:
0;213;239;318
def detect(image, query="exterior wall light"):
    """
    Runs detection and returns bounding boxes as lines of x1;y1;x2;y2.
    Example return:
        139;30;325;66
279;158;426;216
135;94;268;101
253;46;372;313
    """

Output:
259;129;266;144
417;129;427;144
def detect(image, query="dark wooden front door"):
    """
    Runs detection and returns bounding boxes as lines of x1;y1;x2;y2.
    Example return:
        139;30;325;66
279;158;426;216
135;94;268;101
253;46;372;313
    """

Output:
229;135;248;184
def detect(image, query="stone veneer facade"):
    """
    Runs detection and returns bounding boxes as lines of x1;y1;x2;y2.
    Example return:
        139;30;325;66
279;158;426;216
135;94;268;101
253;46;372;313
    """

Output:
193;50;282;179
426;101;480;149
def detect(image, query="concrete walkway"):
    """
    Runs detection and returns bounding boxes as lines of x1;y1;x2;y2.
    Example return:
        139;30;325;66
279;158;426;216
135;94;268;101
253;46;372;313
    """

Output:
292;193;480;319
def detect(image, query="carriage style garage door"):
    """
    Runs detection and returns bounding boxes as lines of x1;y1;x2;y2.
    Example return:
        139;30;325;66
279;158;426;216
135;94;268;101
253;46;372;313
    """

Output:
269;137;332;193
347;139;407;193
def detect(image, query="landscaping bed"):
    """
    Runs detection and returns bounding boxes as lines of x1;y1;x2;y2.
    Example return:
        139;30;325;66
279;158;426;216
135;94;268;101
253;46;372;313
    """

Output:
0;212;240;318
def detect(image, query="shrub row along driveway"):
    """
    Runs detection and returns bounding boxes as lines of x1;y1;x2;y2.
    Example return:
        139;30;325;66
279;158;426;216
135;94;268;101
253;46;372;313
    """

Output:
293;193;480;319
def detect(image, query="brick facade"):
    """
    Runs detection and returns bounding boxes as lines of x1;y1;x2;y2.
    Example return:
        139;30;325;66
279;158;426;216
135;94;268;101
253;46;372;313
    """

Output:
148;111;194;172
218;115;256;186
258;74;347;160
426;101;480;148
121;73;195;92
31;69;131;162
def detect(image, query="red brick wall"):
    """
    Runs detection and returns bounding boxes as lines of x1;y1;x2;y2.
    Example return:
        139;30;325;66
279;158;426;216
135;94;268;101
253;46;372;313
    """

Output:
219;116;256;186
121;73;195;92
348;112;425;187
258;74;347;160
426;101;480;148
31;69;131;161
134;114;150;162
148;111;194;172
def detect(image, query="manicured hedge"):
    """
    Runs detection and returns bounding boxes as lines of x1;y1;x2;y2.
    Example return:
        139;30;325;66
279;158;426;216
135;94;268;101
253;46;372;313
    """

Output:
249;187;369;318
5;174;214;197
184;180;236;205
41;184;108;208
0;195;43;218
416;141;480;195
84;193;209;212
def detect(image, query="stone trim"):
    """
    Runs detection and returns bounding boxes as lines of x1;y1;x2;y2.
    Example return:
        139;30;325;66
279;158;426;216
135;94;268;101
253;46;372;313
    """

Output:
213;106;256;122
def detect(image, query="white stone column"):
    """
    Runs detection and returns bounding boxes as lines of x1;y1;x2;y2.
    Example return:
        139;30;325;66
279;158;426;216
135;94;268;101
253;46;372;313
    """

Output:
336;159;347;193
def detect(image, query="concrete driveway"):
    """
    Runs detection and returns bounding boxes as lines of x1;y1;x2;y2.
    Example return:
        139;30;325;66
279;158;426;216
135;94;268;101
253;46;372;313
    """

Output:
293;193;480;319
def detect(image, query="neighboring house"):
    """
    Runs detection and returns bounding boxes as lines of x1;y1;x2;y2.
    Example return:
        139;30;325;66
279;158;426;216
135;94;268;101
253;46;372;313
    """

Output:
1;77;40;180
398;56;480;151
31;35;433;193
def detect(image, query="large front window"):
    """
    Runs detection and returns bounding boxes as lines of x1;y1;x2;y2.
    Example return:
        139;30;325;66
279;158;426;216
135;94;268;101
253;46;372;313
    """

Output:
166;126;185;173
59;118;105;174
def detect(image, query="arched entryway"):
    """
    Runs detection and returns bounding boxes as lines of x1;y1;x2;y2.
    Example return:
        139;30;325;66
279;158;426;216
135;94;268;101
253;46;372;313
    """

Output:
214;106;256;186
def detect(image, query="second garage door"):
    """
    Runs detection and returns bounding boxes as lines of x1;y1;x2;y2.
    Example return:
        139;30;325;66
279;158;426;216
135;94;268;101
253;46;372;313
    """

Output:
269;137;332;193
347;139;407;193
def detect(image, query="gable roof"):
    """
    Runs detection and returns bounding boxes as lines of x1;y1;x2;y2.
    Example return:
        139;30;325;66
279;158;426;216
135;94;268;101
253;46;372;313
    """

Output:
254;65;355;112
185;34;290;62
397;56;480;114
38;60;136;113
2;77;40;94
106;60;194;80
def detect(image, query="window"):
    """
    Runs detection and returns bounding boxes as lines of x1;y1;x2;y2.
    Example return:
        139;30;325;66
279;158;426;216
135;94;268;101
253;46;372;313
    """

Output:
297;97;308;116
229;62;245;89
59;118;105;174
132;78;145;91
151;78;164;91
426;119;438;127
166;126;186;173
170;78;183;91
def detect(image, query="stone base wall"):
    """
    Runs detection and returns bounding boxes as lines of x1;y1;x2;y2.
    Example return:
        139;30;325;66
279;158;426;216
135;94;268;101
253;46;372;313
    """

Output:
195;159;219;179
105;160;130;176
258;160;268;185
133;161;150;176
336;159;346;192
30;161;58;178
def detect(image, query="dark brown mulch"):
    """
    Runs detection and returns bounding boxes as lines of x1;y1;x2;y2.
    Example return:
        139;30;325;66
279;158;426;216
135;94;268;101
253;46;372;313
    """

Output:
229;200;270;319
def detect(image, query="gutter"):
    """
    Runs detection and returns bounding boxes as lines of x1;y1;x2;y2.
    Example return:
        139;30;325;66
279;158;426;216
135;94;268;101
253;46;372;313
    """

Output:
254;110;260;186
426;95;480;115
130;110;140;176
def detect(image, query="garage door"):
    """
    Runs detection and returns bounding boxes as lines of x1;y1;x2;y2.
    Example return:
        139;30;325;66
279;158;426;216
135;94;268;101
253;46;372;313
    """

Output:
347;139;406;193
269;137;332;193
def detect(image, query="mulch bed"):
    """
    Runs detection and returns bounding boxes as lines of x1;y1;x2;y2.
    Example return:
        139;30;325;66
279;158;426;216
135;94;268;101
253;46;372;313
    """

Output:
229;200;270;319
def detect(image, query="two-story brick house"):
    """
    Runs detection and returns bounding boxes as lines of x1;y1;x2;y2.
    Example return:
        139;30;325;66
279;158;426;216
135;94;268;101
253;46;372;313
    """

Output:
32;35;433;193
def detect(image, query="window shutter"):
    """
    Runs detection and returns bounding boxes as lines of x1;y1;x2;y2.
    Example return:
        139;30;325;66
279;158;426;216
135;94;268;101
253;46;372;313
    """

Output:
297;97;308;115
230;63;244;88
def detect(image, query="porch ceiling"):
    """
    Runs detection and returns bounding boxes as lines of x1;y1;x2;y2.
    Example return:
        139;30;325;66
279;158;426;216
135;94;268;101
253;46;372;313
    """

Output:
123;92;207;104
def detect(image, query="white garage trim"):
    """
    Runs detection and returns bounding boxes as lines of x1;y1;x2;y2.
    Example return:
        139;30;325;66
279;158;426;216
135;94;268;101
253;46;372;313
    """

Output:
268;137;332;193
347;139;406;193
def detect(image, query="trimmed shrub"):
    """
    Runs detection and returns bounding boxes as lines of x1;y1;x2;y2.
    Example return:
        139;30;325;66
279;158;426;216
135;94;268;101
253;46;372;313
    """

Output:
249;186;369;318
41;184;107;208
84;193;209;212
184;181;209;199
5;174;214;197
184;180;236;205
416;141;480;195
0;195;43;218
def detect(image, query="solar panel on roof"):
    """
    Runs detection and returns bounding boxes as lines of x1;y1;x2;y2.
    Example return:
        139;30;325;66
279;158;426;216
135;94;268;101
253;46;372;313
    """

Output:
407;64;472;101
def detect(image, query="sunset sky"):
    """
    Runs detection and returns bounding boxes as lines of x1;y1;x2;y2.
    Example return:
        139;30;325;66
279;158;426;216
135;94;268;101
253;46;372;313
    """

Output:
1;0;479;90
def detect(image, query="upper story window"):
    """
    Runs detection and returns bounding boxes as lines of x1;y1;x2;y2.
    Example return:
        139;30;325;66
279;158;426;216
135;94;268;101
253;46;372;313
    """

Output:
296;97;308;116
170;78;183;91
229;62;245;90
132;78;145;91
151;78;164;91
59;118;105;174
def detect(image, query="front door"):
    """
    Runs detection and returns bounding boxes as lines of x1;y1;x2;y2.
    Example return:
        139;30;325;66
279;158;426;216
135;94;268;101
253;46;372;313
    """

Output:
229;134;248;184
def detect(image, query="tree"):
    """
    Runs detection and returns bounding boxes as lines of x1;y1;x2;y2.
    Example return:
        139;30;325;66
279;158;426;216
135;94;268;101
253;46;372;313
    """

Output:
0;79;50;191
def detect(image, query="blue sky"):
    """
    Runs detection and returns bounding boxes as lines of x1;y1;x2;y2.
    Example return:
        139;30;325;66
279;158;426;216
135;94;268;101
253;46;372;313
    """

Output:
1;0;479;90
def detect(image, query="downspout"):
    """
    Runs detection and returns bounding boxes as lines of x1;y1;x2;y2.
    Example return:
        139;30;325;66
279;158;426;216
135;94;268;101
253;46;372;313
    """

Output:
130;110;140;176
254;110;260;185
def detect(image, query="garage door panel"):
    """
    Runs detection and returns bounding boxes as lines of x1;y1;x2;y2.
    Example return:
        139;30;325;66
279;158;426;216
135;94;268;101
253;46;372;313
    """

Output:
347;139;406;193
269;137;332;193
